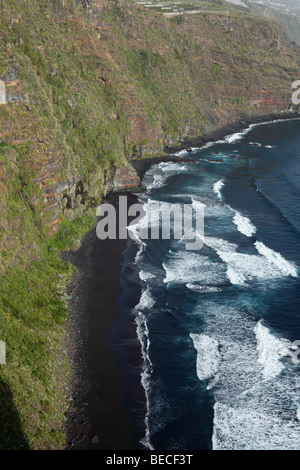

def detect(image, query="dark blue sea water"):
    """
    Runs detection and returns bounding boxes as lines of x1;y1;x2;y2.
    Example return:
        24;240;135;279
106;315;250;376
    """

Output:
114;119;300;450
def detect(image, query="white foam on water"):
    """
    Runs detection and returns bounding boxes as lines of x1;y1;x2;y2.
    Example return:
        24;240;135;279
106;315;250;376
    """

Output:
192;301;300;450
135;311;154;450
175;119;294;164
254;241;298;278
129;196;184;245
174;226;291;288
190;333;221;381
212;401;300;450
193;302;262;398
223;122;260;144
142;165;168;191
224;132;244;143
204;236;237;253
221;118;297;147
131;194;199;245
191;198;205;211
172;149;189;157
186;284;222;293
148;173;168;190
135;312;152;367
136;120;300;449
226;266;246;285
201;139;226;149
254;320;290;379
215;251;285;286
135;244;145;263
159;161;186;173
213;180;224;200
139;435;154;450
127;226;147;246
232;211;256;237
135;271;157;449
139;270;156;282
201;230;296;288
203;200;232;220
127;199;149;245
136;286;155;311
163;250;227;285
200;141;219;150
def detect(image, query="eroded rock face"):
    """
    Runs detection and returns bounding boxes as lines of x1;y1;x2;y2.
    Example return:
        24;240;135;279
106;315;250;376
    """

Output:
0;0;298;271
110;165;141;193
45;163;140;226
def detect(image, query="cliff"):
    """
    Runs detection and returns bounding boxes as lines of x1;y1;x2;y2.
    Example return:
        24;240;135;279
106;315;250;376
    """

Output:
248;1;300;46
0;0;299;449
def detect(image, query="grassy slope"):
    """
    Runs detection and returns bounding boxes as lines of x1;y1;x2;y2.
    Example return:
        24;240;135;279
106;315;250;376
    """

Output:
0;214;95;449
0;0;298;448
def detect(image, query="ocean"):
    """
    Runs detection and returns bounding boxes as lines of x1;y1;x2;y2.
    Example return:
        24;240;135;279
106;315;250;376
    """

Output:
113;118;300;450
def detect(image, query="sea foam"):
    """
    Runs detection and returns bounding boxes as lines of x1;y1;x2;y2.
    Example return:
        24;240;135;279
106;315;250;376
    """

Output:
204;236;237;253
163;250;226;285
254;241;298;278
136;286;155;311
212;401;300;450
186;284;222;293
224;132;244;143
135;311;154;450
216;251;288;286
204;235;297;286
254;320;290;379
213;180;224;200
196;302;300;450
232;211;256;237
190;333;221;381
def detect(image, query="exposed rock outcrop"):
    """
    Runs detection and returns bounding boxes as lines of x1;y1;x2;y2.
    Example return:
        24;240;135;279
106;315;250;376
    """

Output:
0;0;299;272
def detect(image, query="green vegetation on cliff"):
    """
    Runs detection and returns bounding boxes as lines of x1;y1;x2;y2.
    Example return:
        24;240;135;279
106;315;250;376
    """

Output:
0;0;299;448
0;214;94;449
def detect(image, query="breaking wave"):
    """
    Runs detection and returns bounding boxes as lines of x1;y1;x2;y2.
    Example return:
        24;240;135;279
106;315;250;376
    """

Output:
189;333;221;381
232;211;256;237
213;180;224;200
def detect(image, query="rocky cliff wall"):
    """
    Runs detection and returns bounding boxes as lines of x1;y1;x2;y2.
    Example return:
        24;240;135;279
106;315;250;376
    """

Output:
0;0;299;273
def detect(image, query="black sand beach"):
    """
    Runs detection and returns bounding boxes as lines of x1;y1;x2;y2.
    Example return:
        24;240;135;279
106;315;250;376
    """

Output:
64;113;300;451
64;193;144;450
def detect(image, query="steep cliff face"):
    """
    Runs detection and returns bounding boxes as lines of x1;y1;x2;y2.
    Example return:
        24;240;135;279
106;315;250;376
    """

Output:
0;0;299;448
248;1;300;46
0;0;298;272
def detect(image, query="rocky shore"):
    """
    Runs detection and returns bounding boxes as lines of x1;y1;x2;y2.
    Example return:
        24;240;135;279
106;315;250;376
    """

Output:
132;112;300;180
64;112;300;450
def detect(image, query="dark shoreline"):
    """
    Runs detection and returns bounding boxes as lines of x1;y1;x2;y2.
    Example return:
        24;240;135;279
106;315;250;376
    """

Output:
131;112;300;180
64;193;143;450
164;112;300;153
64;112;299;450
